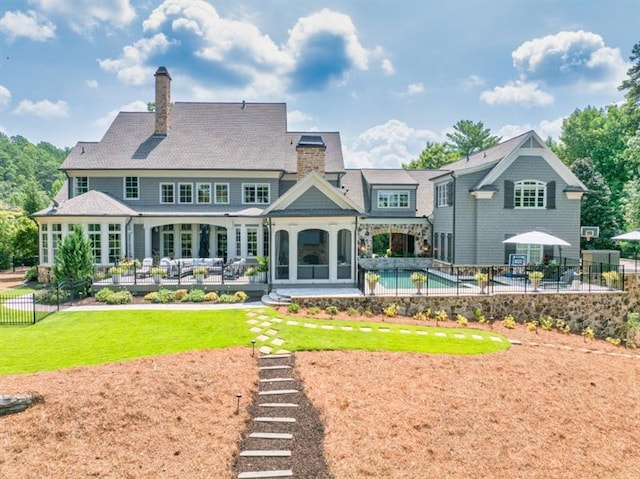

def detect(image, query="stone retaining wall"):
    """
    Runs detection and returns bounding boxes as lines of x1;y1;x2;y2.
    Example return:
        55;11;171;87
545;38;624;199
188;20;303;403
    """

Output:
295;273;640;340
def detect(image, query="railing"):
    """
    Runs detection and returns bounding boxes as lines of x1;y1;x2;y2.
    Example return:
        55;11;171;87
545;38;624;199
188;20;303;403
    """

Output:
358;263;625;297
12;255;38;272
1;292;57;326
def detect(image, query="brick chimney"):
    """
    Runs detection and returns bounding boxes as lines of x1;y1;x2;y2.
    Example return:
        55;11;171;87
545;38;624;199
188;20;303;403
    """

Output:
154;66;171;136
296;135;326;179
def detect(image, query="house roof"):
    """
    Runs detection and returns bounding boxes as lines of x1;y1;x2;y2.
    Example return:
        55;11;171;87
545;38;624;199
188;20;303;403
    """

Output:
60;102;345;174
33;190;137;218
361;169;418;186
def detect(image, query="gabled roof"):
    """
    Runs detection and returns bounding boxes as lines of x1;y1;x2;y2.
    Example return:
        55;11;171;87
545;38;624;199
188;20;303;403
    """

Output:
361;169;418;186
432;130;587;191
263;171;363;216
33;190;137;218
60;102;345;174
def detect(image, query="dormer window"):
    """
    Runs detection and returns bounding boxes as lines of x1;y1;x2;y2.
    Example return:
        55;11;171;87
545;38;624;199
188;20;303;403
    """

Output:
378;191;409;208
514;180;546;209
74;177;88;195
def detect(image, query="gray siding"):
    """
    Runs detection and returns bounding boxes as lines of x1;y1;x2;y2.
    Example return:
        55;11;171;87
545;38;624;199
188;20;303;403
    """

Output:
287;186;341;210
369;186;416;217
133;224;145;259
452;171;487;264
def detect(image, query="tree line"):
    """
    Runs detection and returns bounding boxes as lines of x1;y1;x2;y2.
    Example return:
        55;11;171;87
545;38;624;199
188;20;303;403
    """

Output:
404;42;640;253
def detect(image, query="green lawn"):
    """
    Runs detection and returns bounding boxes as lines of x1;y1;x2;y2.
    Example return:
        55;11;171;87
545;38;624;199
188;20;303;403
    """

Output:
0;307;509;375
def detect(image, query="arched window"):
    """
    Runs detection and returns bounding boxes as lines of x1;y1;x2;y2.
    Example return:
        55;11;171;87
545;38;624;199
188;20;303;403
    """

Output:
514;180;546;209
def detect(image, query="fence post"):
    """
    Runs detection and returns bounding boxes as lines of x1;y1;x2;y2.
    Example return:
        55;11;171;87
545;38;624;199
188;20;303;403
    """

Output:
32;293;36;324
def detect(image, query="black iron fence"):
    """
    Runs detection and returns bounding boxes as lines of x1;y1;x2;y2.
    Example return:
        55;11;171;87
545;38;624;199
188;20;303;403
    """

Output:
0;279;90;326
358;263;625;297
11;255;38;272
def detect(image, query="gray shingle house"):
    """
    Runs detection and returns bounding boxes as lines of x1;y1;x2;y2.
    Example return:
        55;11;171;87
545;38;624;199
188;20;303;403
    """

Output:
34;66;587;286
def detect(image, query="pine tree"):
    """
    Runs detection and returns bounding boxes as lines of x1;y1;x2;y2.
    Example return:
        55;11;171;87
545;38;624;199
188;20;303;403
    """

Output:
53;226;94;285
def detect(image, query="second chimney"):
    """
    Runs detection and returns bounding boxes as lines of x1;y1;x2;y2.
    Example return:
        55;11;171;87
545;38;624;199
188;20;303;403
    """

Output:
154;66;171;136
296;135;326;179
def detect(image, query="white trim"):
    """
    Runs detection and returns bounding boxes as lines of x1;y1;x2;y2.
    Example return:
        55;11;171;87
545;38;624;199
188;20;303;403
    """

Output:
470;190;495;199
178;182;193;204
242;182;270;204
195;182;212;204
73;176;89;196
214;182;230;204
66;169;281;179
123;176;139;200
159;182;175;204
565;191;585;200
377;190;410;209
514;179;546;209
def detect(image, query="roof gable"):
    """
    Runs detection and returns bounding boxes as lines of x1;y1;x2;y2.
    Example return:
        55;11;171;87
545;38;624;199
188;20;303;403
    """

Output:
33;190;137;218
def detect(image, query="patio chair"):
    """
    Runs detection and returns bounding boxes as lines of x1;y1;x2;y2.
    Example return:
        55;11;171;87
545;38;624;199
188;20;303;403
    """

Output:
541;269;578;289
136;257;153;278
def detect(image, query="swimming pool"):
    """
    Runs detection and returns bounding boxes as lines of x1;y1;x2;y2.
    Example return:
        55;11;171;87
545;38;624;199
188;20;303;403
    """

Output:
377;270;459;290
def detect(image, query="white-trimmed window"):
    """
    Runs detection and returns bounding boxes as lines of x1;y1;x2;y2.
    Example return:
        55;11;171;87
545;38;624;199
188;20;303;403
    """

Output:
377;190;409;208
514;180;546;209
160;183;175;204
51;224;62;260
436;182;452;207
243;183;270;204
108;223;121;263
88;224;101;263
196;183;211;204
41;224;49;264
74;177;88;195
124;176;139;200
178;183;193;204
215;183;229;204
247;226;258;257
516;243;542;263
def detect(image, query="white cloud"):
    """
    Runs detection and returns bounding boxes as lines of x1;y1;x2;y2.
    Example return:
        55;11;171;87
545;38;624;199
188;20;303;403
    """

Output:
406;83;424;95
98;34;175;85
33;0;136;36
13;99;69;118
480;80;554;107
0;10;56;42
512;30;627;91
0;85;11;109
287;109;313;129
497;116;565;141
94;100;148;128
381;58;395;75
85;79;99;89
344;119;438;168
462;74;486;87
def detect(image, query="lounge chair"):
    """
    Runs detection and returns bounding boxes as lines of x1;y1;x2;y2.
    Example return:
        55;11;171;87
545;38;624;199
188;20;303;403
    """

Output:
136;257;153;278
541;269;578;289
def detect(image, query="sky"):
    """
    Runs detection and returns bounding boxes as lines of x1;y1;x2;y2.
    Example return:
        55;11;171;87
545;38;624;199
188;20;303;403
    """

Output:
0;0;638;169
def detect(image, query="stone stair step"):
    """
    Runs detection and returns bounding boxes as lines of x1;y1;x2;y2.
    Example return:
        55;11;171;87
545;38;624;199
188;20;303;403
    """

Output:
260;378;295;383
254;417;296;423
249;432;293;440
238;470;293;479
259;354;292;359
260;403;299;408
259;365;291;371
240;450;292;457
258;389;298;396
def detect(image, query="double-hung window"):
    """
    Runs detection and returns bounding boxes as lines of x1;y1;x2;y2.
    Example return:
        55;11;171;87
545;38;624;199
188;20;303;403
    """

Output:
178;183;193;204
377;191;409;208
243;183;270;204
215;183;229;204
196;183;211;204
514;180;546;209
124;176;139;200
436;182;452;207
160;183;175;204
74;177;88;195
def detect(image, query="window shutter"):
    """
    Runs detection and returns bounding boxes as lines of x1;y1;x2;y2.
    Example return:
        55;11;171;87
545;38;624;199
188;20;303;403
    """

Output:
504;234;516;264
434;188;439;209
446;182;454;206
504;181;514;209
546;181;556;209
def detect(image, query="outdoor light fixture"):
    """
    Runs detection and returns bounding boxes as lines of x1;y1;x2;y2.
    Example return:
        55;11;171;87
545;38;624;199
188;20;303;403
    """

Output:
251;339;256;357
236;393;242;415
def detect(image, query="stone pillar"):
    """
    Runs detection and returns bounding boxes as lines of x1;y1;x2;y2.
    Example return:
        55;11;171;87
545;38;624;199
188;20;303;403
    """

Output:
296;136;326;179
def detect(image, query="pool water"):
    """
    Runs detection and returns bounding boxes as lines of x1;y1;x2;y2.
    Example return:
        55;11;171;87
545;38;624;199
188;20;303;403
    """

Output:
378;270;459;289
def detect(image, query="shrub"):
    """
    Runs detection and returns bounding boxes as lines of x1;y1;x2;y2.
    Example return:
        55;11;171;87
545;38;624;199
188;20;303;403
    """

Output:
35;289;68;305
217;294;240;303
150;267;167;278
109;266;125;276
204;292;219;302
152;288;173;304
308;306;321;315
325;305;339;316
364;307;373;317
503;314;516;329
383;303;399;317
288;302;300;313
105;290;132;305
184;289;206;302
365;271;380;283
173;289;188;301
456;314;468;327
473;308;487;324
434;309;448;323
528;271;544;280
410;271;427;283
475;272;488;282
526;321;538;332
606;337;621;346
412;310;429;321
24;266;38;282
346;307;358;317
582;326;595;342
234;291;248;302
625;312;640;348
539;315;554;331
95;288;115;303
143;292;157;302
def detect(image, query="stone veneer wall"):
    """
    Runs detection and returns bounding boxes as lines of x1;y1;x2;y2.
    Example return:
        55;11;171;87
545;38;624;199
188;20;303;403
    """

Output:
294;273;640;340
358;257;431;270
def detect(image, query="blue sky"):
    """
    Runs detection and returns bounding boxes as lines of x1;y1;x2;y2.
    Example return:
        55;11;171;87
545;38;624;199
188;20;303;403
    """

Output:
0;0;638;168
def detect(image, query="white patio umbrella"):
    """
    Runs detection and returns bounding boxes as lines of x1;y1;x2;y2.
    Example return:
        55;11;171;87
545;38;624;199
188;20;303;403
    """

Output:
612;230;640;272
503;231;570;266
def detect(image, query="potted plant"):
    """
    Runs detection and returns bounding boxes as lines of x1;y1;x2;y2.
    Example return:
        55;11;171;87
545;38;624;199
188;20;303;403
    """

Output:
151;267;167;284
411;271;427;295
192;266;208;284
475;272;488;294
365;271;380;295
256;256;269;282
109;266;124;284
245;266;257;283
602;270;619;290
528;271;544;292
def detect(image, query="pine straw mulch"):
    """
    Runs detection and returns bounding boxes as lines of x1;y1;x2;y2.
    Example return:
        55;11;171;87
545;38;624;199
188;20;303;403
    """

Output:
2;305;640;478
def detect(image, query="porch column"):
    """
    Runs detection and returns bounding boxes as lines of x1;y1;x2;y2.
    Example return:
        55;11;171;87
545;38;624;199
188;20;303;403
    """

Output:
290;226;298;281
257;224;264;257
227;225;237;259
144;224;152;259
173;223;179;259
329;225;338;281
240;224;247;258
101;222;109;265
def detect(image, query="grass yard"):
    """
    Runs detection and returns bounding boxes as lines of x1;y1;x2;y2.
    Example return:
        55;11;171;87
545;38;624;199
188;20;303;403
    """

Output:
0;307;508;375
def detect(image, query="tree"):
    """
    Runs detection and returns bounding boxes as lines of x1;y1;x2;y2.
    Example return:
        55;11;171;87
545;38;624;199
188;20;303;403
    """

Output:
403;142;459;169
570;158;618;250
619;41;640;109
11;216;38;260
20;180;48;215
621;178;640;230
445;120;501;157
53;226;94;285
